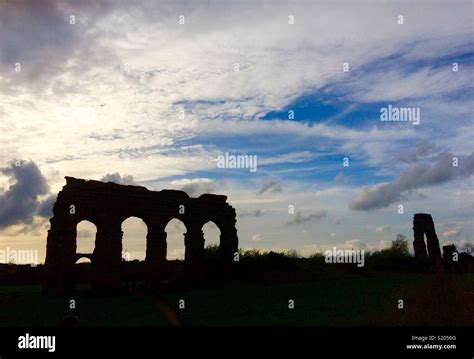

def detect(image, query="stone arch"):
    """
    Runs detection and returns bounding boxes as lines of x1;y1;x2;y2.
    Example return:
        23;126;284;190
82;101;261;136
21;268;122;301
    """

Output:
44;177;239;293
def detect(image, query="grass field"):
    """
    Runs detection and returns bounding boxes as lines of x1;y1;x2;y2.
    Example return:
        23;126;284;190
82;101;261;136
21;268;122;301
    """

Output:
161;273;429;326
4;272;467;326
0;284;169;326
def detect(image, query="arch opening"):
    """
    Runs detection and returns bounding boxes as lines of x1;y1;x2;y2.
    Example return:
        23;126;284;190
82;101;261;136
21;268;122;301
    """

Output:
165;218;187;260
121;216;147;261
202;221;222;260
202;221;221;248
75;256;91;264
76;220;96;262
74;221;96;289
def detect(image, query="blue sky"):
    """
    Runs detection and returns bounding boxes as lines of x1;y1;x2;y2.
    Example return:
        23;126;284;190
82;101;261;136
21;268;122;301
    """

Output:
0;0;473;262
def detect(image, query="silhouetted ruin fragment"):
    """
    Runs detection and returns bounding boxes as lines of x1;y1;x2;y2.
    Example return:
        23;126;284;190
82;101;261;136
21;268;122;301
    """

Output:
44;177;238;294
412;213;442;265
442;244;458;270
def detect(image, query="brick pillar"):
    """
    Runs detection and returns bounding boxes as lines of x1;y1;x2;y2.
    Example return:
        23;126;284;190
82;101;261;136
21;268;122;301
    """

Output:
44;219;77;294
413;213;442;266
219;224;238;264
425;221;442;265
145;221;167;289
184;221;205;277
94;221;122;291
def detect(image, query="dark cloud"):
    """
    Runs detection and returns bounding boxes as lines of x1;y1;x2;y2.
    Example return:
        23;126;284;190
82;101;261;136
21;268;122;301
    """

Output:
100;173;137;185
0;160;49;228
415;140;435;157
38;195;56;218
257;180;282;195
0;0;116;96
1;1;77;94
286;210;328;225
350;152;474;211
395;140;435;163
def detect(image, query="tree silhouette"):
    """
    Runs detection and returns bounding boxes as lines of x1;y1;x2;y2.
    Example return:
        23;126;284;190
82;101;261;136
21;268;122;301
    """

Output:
391;234;409;256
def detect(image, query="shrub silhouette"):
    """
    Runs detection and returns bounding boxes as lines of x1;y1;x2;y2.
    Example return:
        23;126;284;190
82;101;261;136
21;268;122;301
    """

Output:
366;237;414;271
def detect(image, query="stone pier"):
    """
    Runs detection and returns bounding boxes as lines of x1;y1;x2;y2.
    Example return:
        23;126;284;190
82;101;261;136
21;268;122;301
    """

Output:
412;213;442;265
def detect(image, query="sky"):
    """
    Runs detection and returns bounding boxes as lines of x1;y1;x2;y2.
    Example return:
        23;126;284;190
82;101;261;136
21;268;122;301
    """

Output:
0;0;473;263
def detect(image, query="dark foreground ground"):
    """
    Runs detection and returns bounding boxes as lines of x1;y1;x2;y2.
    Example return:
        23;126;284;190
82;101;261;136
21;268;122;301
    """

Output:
1;245;473;326
0;271;472;326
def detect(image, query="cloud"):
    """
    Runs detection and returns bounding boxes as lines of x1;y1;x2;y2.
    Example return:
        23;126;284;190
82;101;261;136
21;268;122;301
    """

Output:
396;140;435;163
257;180;282;195
375;226;391;233
38;195;56;218
0;160;49;229
0;0;116;97
342;65;474;103
442;224;462;239
287;210;328;225
339;239;368;250
166;248;185;260
252;233;262;242
77;229;94;238
100;173;137;185
170;178;215;196
334;172;347;185
300;239;371;256
443;229;461;239
1;1;473;257
238;209;264;218
350;152;474;211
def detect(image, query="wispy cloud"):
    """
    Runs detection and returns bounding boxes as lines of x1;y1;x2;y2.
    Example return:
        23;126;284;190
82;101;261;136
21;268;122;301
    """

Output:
350;152;474;211
257;180;282;196
287;210;328;226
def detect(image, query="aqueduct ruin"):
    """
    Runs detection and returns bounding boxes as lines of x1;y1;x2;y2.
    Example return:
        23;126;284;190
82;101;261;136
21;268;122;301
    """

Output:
44;177;238;293
412;213;442;265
